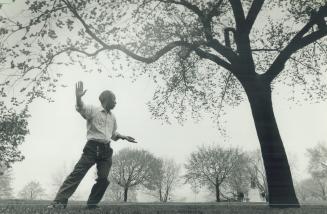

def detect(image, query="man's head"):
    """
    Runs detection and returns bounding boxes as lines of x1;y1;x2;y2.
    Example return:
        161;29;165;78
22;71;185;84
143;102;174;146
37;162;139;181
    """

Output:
99;90;116;111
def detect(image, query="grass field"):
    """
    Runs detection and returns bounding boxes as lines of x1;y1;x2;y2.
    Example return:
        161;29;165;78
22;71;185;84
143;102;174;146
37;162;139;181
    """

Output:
1;200;327;214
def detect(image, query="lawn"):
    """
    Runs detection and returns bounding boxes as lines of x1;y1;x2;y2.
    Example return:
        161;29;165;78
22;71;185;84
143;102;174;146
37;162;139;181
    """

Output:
0;200;326;214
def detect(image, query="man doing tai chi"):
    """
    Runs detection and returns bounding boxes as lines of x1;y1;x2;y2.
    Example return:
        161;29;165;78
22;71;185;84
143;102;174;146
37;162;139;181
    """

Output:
48;81;137;209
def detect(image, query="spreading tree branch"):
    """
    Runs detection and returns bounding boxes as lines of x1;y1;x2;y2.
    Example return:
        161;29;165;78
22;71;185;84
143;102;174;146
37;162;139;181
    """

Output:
61;0;209;63
160;0;237;62
194;48;232;71
265;4;327;82
228;0;256;70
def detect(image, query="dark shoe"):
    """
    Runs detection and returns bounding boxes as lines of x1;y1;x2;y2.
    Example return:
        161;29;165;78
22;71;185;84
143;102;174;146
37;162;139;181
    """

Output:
47;201;67;209
85;205;101;210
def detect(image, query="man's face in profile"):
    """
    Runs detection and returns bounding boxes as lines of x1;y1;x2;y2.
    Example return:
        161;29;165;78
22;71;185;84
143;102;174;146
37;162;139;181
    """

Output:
101;93;116;111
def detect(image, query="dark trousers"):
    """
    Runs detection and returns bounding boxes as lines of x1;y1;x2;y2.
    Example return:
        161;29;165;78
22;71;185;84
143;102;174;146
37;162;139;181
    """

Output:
54;140;113;206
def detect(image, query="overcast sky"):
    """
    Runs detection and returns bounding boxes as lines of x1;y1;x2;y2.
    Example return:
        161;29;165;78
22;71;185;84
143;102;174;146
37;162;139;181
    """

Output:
1;1;327;202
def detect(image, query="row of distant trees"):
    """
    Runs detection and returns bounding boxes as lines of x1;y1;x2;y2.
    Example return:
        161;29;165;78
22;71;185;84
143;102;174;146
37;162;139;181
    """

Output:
0;171;46;200
0;145;263;202
1;142;326;202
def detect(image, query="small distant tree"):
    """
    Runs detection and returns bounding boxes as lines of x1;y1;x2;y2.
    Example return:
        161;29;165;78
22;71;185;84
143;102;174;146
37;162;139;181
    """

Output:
110;148;162;202
188;177;201;202
149;158;181;202
296;177;327;201
225;152;251;201
309;176;327;201
18;181;46;200
305;142;327;201
104;175;137;202
0;103;29;169
0;167;13;199
294;179;314;202
307;142;327;176
184;145;245;202
247;149;268;201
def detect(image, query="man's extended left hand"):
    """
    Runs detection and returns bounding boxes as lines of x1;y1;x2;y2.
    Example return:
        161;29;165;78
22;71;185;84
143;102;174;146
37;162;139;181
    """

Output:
123;136;138;143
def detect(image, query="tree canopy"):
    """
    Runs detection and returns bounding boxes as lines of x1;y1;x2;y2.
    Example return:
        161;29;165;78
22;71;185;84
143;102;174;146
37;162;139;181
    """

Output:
110;148;162;202
0;0;325;118
184;144;246;202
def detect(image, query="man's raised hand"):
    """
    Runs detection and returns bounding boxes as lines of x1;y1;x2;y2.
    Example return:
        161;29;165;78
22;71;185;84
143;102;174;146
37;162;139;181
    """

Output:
75;81;87;98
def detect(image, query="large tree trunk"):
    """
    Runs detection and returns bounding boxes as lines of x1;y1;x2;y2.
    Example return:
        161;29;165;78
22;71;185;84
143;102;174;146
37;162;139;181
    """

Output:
123;187;128;202
244;79;299;208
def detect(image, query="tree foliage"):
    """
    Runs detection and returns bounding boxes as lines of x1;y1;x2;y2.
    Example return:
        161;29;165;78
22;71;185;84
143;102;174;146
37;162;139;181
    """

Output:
0;103;29;169
0;0;325;116
0;167;13;199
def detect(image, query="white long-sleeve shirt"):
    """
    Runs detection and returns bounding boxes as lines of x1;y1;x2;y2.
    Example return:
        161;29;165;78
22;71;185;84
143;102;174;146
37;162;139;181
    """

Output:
76;102;119;143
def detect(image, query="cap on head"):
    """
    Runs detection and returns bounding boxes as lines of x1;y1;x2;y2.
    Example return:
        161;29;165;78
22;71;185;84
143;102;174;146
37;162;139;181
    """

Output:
99;90;115;104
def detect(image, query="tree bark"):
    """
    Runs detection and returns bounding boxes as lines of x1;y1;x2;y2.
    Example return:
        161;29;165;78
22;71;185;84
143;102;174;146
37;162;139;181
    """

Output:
123;187;128;202
243;78;299;208
215;184;220;202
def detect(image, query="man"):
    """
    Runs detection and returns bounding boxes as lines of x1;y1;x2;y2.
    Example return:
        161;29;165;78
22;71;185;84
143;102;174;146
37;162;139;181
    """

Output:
48;81;137;209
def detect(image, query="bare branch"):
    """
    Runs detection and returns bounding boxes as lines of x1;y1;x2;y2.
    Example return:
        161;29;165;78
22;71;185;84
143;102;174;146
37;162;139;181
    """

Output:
216;72;233;118
251;48;280;52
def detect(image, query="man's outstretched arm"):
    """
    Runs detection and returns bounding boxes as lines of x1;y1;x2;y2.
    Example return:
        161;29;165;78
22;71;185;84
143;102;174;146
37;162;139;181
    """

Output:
112;133;138;143
111;119;137;143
